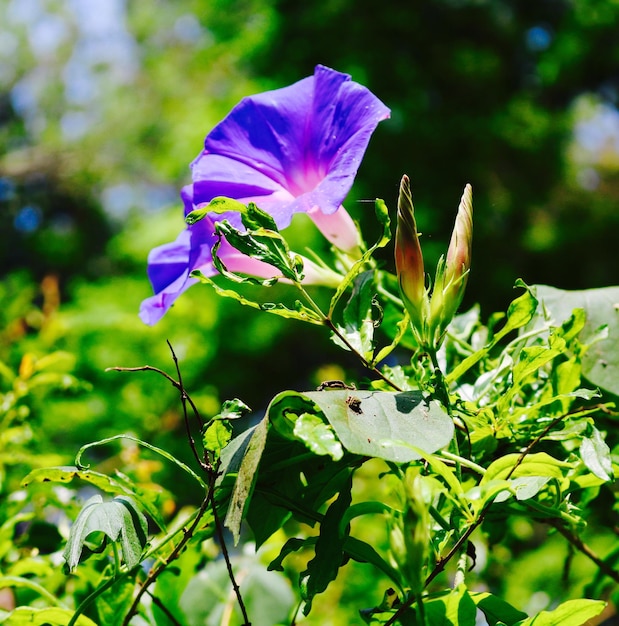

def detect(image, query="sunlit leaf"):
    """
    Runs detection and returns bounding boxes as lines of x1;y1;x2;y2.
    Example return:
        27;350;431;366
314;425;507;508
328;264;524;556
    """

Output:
1;607;97;626
333;271;377;360
482;452;573;484
21;466;166;530
514;598;605;626
203;419;233;460
580;428;613;482
293;413;344;460
472;592;528;626
328;198;391;317
531;284;619;395
268;389;453;463
192;271;323;324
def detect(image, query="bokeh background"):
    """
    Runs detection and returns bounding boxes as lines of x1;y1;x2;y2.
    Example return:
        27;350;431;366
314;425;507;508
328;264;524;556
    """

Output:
1;0;619;621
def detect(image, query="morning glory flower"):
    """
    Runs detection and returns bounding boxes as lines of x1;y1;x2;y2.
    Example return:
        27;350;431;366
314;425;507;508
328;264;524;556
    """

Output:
140;65;390;325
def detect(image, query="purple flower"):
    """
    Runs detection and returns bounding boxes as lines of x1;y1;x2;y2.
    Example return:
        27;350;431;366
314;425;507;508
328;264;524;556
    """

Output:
140;65;390;325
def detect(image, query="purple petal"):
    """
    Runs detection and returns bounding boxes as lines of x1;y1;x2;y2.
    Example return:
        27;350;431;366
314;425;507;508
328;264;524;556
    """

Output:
191;64;390;228
141;66;390;324
140;189;219;325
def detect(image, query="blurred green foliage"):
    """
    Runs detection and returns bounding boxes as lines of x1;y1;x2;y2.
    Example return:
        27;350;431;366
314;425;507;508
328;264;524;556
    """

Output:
1;0;619;624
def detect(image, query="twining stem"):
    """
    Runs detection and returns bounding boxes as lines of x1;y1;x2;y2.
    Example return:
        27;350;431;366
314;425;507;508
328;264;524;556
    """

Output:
547;521;619;585
295;283;402;391
146;590;184;626
211;488;251;624
167;339;210;471
104;349;250;625
324;316;403;391
121;489;213;626
414;591;427;626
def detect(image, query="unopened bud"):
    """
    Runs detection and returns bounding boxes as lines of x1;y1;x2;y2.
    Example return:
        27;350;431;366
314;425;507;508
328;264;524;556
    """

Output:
428;184;473;345
395;175;428;340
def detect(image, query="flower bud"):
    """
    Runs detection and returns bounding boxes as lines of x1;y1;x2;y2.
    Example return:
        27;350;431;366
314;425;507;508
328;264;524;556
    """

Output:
395;175;428;340
428;184;473;345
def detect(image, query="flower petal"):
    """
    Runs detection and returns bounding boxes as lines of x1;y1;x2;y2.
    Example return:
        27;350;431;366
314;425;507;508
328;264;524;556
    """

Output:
191;65;390;228
140;66;390;324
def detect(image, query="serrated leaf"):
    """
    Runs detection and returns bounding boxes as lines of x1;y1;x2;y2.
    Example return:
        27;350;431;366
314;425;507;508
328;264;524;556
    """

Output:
514;598;605;626
580;428;613;482
293;413;344;460
215;218;301;282
63;495;148;572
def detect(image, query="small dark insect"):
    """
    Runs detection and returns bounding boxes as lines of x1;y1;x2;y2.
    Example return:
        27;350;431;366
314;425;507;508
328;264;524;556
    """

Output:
317;380;356;391
346;395;363;414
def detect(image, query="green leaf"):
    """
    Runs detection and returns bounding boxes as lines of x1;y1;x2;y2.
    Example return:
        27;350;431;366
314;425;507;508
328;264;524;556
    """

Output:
219;398;251;420
63;495;148;572
334;271;378;360
21;465;167;531
328;198;391;318
424;585;477;626
180;555;295;626
514;598;605;626
580;427;613;482
500;283;539;337
224;417;269;545
202;419;233;460
372;311;411;367
301;473;353;614
492;476;551;503
293;413;344;460
471;592;528;626
1;607;98;626
344;536;405;592
192;271;324;324
301;389;454;463
185;196;247;224
241;201;279;231
96;567;136;626
153;544;201;626
268;537;317;572
531;284;619;395
215;216;302;282
482;452;573;484
447;285;539;383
